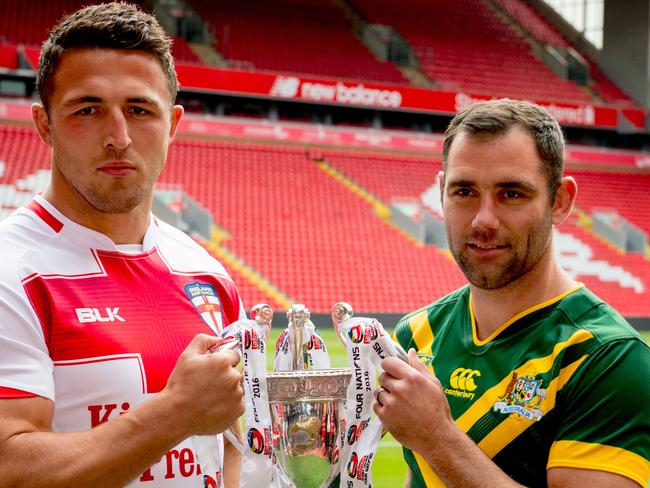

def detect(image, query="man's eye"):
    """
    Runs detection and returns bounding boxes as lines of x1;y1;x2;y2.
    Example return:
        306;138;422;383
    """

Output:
129;106;149;115
455;188;472;197
76;107;96;116
504;190;521;199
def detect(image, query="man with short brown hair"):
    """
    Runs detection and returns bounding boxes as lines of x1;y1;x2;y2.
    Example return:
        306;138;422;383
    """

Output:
0;3;244;486
375;99;650;487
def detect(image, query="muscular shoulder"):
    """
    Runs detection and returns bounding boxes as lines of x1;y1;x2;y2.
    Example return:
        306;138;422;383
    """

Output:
556;287;645;349
0;208;59;277
154;219;232;279
550;292;650;482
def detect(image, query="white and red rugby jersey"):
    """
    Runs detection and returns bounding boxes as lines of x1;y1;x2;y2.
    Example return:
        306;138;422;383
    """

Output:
0;195;245;486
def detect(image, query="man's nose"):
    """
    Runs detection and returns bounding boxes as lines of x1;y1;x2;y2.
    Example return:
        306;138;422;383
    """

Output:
102;108;132;150
472;195;500;230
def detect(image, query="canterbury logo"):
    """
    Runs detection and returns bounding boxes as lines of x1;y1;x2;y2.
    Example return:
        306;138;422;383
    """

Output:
449;367;481;391
76;307;125;323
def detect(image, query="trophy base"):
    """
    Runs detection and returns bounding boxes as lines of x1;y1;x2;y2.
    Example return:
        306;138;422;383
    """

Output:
267;368;351;488
282;453;334;488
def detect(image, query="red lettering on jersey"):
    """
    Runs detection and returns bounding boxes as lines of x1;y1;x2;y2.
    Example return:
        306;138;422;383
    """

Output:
178;448;195;477
87;402;131;427
88;403;118;427
164;449;180;479
140;467;155;482
138;449;203;482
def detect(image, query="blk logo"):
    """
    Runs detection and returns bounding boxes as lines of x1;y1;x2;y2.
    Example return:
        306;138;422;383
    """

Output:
76;307;125;324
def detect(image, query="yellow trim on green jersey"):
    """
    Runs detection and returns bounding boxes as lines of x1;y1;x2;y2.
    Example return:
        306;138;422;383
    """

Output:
409;310;433;352
408;309;435;371
456;329;592;433
478;355;587;457
470;283;585;346
413;452;445;487
548;440;650;487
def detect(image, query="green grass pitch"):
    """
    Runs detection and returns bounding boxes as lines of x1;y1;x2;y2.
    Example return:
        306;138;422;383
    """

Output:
263;326;650;487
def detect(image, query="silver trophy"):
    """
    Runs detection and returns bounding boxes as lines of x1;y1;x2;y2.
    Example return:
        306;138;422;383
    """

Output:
265;304;351;488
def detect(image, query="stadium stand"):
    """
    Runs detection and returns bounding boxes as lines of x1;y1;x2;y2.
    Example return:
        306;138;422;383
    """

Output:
1;120;649;316
160;139;466;312
0;125;50;220
0;1;649;321
319;150;441;203
566;168;650;236
490;0;639;107
558;217;650;316
189;0;408;84
0;1;149;47
170;36;201;64
319;146;650;316
0;43;18;70
348;0;594;103
0;125;50;185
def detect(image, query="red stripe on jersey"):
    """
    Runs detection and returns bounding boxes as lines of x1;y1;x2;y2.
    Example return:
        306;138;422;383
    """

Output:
0;386;38;398
24;249;241;394
26;200;63;233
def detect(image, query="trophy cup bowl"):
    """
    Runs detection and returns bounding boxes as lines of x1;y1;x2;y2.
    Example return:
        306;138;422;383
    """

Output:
266;368;351;488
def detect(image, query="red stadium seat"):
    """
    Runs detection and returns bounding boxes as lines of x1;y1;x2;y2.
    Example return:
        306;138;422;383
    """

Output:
189;0;408;84
348;0;597;104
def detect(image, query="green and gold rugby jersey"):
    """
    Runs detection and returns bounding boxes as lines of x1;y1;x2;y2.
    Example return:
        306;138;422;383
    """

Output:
394;284;650;488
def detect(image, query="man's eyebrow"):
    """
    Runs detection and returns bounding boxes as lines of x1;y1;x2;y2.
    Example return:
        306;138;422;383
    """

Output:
126;97;159;105
61;96;161;107
446;179;475;188
495;180;538;193
445;179;539;193
62;95;102;106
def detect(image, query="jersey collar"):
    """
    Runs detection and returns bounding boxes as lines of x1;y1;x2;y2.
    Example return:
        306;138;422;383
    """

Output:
31;195;159;253
469;283;586;346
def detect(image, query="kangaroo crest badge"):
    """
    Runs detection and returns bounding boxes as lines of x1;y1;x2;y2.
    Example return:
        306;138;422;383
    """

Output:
493;372;547;421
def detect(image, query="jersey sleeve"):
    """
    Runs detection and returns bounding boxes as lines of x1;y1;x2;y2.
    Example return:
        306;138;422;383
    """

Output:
548;338;650;486
393;315;415;350
0;278;55;400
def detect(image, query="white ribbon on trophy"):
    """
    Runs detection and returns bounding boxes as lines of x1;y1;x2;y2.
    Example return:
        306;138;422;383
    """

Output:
192;307;276;488
236;306;276;488
191;334;240;488
332;304;406;488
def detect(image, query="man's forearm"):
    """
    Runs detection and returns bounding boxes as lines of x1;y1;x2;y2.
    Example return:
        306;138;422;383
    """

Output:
416;425;524;488
0;393;188;488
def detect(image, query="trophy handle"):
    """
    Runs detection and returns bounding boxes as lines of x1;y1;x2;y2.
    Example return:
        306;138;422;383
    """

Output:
251;303;273;341
331;302;353;346
331;301;411;364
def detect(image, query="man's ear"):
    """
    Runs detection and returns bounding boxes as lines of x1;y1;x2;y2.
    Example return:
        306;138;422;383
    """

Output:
169;104;184;141
552;176;578;225
32;103;53;146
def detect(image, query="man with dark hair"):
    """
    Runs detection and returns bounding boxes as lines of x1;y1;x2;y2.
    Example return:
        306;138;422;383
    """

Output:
374;99;650;487
0;3;244;486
